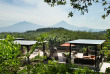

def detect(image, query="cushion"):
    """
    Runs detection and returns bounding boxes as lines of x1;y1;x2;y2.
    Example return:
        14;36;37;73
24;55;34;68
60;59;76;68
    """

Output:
91;55;95;58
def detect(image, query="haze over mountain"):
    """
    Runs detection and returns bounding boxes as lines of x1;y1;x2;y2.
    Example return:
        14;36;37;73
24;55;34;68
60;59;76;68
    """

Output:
0;21;44;32
0;21;105;32
52;21;105;32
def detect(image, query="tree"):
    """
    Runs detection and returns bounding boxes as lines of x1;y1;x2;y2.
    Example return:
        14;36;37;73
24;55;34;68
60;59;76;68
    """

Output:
44;0;110;19
106;29;110;40
0;35;22;74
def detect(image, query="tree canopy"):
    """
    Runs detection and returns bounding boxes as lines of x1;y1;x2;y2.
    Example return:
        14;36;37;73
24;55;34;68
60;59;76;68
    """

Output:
44;0;110;19
106;29;110;40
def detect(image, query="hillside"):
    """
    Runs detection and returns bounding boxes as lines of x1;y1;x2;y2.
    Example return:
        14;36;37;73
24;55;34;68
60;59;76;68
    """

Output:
25;27;66;33
52;21;104;32
0;21;44;32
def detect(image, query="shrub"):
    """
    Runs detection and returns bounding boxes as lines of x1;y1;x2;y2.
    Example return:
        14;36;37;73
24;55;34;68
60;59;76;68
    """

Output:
18;60;100;74
105;67;110;73
0;35;22;74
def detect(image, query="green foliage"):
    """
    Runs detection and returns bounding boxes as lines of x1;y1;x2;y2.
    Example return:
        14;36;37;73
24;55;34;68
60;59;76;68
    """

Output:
34;53;46;60
0;28;107;41
19;60;100;74
105;67;110;73
25;34;47;63
0;28;107;73
103;46;108;50
101;50;110;62
106;29;110;40
74;67;95;74
26;27;60;33
0;35;22;74
44;0;110;19
0;28;107;48
80;47;87;53
45;28;106;47
36;34;47;43
68;11;73;17
106;50;110;62
103;41;110;50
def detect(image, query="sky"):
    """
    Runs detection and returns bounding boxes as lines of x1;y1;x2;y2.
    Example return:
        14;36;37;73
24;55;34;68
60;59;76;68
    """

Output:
0;0;110;29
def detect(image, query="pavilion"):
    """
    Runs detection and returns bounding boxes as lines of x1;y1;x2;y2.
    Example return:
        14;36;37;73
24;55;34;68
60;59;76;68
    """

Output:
66;39;106;68
14;40;48;64
15;38;25;40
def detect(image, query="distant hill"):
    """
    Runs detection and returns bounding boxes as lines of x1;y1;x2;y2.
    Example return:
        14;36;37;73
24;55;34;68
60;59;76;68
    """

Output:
0;21;105;32
0;21;44;32
52;21;105;32
23;27;106;41
0;27;106;42
98;30;107;35
52;21;78;31
26;27;65;33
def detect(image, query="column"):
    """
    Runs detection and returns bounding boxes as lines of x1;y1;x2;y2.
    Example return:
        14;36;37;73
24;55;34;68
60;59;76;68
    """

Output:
27;46;30;64
69;43;71;63
95;45;97;67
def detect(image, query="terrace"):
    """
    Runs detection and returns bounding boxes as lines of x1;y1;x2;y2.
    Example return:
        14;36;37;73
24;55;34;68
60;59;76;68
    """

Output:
13;39;108;72
65;39;106;69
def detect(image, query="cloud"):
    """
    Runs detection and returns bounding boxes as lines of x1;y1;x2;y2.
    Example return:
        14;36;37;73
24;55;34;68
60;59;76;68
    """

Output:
0;0;38;7
0;0;110;29
0;0;69;27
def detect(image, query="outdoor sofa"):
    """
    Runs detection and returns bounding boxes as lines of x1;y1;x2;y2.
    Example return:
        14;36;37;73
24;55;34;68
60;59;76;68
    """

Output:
74;55;95;65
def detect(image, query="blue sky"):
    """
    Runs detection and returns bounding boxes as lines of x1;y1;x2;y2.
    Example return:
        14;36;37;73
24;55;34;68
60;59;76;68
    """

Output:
0;0;110;29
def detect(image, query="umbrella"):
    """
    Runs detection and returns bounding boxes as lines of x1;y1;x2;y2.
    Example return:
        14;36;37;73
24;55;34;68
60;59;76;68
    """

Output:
60;43;75;46
60;43;75;51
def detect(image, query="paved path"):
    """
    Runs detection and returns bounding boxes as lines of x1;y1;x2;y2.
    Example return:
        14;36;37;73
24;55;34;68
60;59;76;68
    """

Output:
29;50;65;62
29;50;43;59
100;62;110;73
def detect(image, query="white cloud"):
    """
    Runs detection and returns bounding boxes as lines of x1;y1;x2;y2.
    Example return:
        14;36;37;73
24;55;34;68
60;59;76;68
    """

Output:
0;0;110;29
0;0;69;27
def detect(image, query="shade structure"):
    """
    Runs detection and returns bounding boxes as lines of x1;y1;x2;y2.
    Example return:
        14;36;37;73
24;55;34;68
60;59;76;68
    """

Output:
15;38;25;40
60;43;75;46
14;40;37;64
14;40;48;64
14;40;37;46
66;39;106;45
66;39;106;67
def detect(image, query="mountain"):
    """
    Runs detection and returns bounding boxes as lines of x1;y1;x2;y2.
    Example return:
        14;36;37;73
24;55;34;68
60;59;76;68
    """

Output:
52;21;105;32
0;21;44;32
0;21;105;32
52;21;79;31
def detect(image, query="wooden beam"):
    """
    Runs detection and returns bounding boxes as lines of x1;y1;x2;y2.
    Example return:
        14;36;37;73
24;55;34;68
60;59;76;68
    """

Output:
70;43;96;46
